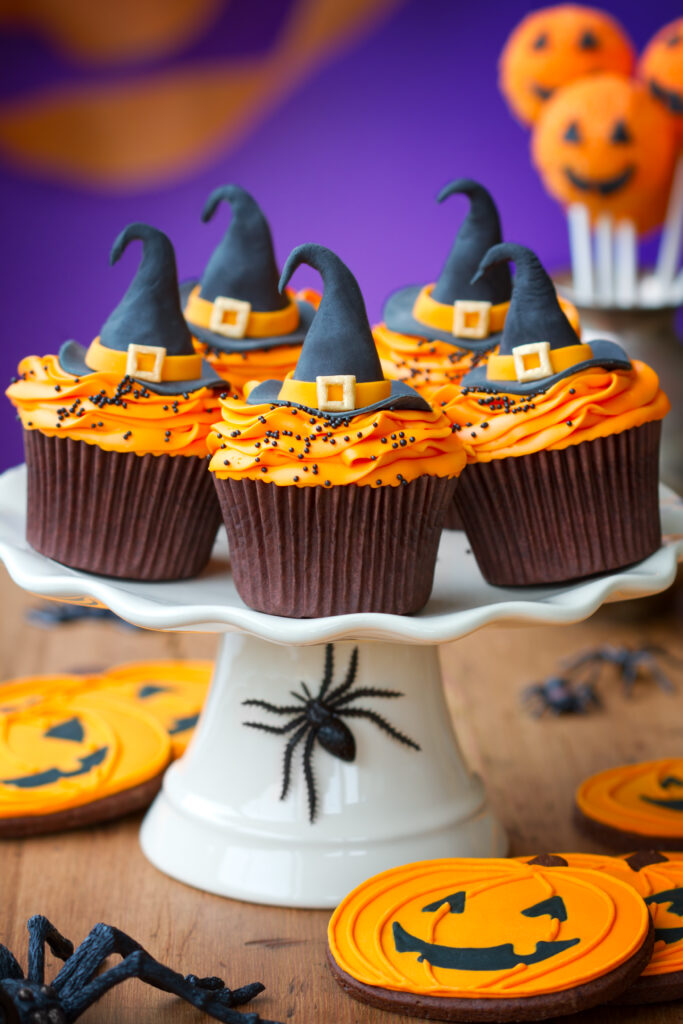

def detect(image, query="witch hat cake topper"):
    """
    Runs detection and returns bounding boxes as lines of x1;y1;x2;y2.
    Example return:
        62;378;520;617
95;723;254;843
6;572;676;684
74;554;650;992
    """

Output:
462;242;631;394
383;179;512;348
60;224;223;395
181;184;315;352
247;244;431;417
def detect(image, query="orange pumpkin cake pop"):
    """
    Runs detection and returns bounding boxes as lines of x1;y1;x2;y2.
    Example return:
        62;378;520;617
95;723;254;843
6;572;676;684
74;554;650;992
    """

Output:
532;73;677;233
639;18;683;142
327;857;653;1021
181;185;318;396
500;4;634;126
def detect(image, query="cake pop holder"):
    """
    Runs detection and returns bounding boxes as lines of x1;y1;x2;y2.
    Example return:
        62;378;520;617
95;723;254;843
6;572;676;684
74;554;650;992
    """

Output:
1;464;682;909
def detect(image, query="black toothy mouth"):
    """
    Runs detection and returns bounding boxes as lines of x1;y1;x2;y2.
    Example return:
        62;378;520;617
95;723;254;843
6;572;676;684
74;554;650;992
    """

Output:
564;165;635;196
392;922;580;971
532;83;555;101
650;78;683;115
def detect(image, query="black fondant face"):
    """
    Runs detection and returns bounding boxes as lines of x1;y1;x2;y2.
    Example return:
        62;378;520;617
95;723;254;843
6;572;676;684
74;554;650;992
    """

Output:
641;775;683;812
645;887;683;946
1;715;108;790
642;22;683;118
392;889;579;971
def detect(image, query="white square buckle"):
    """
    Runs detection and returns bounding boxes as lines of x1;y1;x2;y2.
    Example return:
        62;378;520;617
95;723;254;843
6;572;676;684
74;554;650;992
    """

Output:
453;299;492;339
512;341;553;382
316;374;356;412
125;343;166;383
209;296;252;339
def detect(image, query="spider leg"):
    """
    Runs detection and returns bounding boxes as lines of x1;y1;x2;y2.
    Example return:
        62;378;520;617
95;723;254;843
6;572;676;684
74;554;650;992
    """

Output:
243;716;306;736
562;650;605;671
0;944;23;982
621;661;637;697
53;922;141;996
644;662;676;693
317;644;335;701
339;708;420;750
281;722;310;800
58;946;273;1024
330;687;404;708
325;647;359;703
302;729;317;823
300;682;313;700
26;915;74;983
242;700;303;715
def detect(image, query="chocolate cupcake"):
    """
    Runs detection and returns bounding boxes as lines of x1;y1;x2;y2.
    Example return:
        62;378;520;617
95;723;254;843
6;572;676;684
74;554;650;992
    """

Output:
181;184;318;396
7;224;224;580
437;243;670;587
207;244;466;617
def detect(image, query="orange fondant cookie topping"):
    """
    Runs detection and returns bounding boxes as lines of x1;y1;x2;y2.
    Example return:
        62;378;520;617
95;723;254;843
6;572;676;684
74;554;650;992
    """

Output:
0;690;170;820
520;852;683;979
328;857;649;999
577;759;683;840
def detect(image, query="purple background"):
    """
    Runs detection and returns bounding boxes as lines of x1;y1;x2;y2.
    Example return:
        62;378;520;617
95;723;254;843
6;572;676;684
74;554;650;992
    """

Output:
0;0;679;470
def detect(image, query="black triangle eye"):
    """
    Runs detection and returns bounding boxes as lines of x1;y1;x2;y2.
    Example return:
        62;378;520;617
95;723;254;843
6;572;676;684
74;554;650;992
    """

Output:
579;30;599;50
522;896;568;922
533;32;548;50
564;121;581;143
645;887;683;917
422;891;466;914
611;120;631;144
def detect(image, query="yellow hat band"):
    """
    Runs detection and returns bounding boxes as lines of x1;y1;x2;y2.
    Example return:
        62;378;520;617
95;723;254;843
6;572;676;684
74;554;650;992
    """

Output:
412;285;509;339
277;372;391;413
85;337;203;383
487;342;593;384
185;284;300;340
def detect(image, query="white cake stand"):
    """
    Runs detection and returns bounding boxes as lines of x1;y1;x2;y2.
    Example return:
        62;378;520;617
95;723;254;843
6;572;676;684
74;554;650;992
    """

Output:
1;464;682;909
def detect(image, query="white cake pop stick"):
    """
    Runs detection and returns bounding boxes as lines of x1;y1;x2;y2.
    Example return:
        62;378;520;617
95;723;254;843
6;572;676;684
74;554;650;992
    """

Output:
567;202;593;304
594;214;614;306
614;220;637;308
656;154;683;298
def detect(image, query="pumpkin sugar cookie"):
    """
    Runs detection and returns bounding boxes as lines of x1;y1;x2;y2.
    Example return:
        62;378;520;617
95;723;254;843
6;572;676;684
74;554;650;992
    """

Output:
520;852;683;1004
98;659;212;757
576;758;683;851
0;690;171;837
327;857;654;1022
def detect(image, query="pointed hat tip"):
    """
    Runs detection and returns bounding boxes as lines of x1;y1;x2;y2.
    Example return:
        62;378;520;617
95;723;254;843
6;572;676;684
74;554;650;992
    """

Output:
437;178;484;204
201;183;252;224
109;222;161;267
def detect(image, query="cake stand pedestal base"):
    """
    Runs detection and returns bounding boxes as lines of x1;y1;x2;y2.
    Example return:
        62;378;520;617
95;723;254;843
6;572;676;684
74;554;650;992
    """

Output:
140;634;507;908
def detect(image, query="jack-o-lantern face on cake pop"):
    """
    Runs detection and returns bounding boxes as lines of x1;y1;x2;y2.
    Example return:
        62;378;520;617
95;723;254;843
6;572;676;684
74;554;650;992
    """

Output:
532;73;677;233
328;858;652;1015
639;19;683;142
500;4;635;126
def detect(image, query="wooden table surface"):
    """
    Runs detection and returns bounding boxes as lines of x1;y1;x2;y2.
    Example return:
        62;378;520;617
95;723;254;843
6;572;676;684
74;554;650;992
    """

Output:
1;568;682;1024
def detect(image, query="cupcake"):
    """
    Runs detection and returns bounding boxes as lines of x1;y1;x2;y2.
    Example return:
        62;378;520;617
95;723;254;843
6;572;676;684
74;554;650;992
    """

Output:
7;224;225;580
436;243;670;586
181;184;318;396
374;179;513;398
207;244;466;617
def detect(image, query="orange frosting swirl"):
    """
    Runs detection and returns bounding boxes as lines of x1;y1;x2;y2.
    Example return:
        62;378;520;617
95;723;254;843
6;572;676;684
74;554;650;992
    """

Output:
373;323;491;398
432;360;669;463
207;395;466;487
6;354;222;457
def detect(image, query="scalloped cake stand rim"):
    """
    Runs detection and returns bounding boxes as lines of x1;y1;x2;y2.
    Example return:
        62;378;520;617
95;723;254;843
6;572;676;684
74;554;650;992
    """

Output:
0;463;681;646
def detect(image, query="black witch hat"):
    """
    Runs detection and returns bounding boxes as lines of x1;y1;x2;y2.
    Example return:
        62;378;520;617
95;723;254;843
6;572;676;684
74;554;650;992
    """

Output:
462;243;630;395
383;179;512;348
180;185;315;352
60;224;224;395
247;244;431;418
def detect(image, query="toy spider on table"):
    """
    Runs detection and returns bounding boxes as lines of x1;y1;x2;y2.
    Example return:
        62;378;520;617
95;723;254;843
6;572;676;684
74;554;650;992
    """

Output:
522;675;602;717
563;644;682;696
0;916;279;1024
243;643;420;822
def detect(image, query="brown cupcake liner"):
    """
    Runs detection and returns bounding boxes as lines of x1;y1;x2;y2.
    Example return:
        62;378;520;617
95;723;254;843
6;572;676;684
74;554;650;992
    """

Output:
214;475;457;617
454;422;662;587
24;432;221;580
443;498;465;531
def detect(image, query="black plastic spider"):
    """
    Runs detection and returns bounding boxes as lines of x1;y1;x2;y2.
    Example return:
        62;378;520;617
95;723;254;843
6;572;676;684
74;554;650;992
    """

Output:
0;916;279;1024
522;675;601;717
564;644;682;696
243;644;420;822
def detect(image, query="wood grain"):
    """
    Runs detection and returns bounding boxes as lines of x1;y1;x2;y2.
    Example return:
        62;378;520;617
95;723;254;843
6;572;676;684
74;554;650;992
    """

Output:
0;567;681;1023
